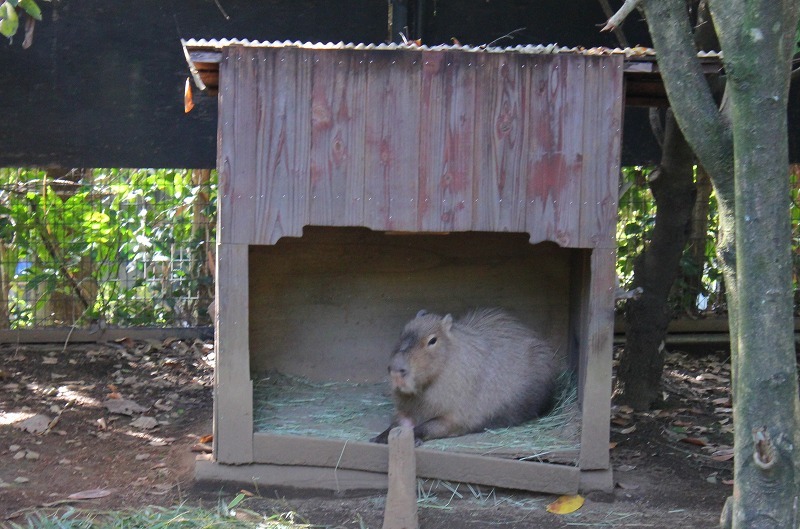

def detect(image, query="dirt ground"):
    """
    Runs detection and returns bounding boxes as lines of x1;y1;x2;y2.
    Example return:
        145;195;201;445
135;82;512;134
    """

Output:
0;337;733;528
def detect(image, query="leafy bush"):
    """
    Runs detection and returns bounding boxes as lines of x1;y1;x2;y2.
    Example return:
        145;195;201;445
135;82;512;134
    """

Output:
0;168;215;328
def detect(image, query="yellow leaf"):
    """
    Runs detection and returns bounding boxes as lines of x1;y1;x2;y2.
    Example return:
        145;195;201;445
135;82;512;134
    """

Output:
546;494;585;514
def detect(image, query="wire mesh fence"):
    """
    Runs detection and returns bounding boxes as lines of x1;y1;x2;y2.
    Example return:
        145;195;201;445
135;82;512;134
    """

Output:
1;165;798;329
0;168;215;329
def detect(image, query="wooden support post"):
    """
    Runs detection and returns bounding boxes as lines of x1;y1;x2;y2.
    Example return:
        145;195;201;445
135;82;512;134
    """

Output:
382;426;418;529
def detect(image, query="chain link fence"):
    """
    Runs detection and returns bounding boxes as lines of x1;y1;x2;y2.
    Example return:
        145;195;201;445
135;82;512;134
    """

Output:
0;168;215;329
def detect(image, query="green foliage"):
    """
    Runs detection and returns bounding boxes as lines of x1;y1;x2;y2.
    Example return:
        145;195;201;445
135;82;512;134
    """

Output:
616;166;656;288
617;165;800;315
9;502;310;528
0;0;44;38
0;168;216;328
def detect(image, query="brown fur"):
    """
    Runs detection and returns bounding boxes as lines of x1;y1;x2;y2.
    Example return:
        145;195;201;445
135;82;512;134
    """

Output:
371;308;558;444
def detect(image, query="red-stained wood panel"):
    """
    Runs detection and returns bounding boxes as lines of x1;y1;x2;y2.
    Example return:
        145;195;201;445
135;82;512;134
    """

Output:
219;46;258;244
309;50;368;227
418;51;476;232
579;56;623;248
364;51;421;231
525;55;585;247
216;47;236;244
472;53;529;233
252;47;312;245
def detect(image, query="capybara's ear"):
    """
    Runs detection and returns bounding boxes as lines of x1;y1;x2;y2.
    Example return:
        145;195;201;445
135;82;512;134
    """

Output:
441;314;453;332
416;309;428;318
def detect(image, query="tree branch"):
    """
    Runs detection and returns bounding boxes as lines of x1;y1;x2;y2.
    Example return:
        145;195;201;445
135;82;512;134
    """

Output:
641;0;733;185
597;0;630;47
601;0;642;33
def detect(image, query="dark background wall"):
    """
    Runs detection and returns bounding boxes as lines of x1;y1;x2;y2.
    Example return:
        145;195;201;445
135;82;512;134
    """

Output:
0;1;796;167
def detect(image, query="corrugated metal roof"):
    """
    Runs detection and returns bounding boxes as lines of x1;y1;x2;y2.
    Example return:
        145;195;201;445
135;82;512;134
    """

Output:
180;39;723;107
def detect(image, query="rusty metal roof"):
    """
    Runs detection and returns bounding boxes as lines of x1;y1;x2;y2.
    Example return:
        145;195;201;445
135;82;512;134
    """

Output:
181;39;724;107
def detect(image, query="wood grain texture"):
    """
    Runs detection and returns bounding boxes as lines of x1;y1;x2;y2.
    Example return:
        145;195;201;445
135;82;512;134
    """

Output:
218;46;257;244
220;47;621;247
252;433;580;494
364;50;421;231
214;243;254;463
525;55;585;246
382;426;419;529
418;51;476;231
578;247;616;470
309;50;368;227
473;53;529;232
253;47;312;244
579;55;624;248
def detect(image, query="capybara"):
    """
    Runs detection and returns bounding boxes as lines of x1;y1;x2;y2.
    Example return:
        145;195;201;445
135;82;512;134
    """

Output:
371;308;557;444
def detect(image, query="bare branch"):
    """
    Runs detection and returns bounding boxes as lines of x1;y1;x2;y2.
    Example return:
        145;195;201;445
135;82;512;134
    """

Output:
601;0;642;33
596;0;629;47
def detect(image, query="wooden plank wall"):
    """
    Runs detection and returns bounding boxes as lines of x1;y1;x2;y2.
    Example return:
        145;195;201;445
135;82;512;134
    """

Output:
218;46;623;248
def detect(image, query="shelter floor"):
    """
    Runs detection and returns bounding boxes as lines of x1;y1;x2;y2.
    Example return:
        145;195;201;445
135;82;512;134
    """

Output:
252;372;580;462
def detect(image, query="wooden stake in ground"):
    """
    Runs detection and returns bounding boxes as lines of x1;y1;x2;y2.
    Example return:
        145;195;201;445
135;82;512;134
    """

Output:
382;426;418;529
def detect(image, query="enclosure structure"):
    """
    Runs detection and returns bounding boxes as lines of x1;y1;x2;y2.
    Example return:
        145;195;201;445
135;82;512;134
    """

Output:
194;41;623;494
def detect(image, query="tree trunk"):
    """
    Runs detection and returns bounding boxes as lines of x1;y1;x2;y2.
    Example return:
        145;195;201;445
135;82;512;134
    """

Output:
709;3;800;527
640;0;799;526
683;165;712;311
616;110;696;410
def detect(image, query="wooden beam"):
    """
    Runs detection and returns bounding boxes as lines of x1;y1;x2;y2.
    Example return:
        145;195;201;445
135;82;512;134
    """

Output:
252;433;580;494
214;243;253;463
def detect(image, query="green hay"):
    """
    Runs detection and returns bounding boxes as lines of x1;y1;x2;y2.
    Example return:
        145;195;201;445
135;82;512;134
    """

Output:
252;371;579;463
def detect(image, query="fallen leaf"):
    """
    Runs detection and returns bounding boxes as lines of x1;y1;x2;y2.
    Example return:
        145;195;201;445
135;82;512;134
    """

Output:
104;399;147;416
616;481;640;490
16;414;52;434
680;437;708;447
42;356;58;365
546;494;585;514
68;489;114;500
191;442;213;454
620;425;637;435
199;434;213;444
723;479;734;486
130;416;158;430
609;441;618;449
711;448;735;461
617;464;636;472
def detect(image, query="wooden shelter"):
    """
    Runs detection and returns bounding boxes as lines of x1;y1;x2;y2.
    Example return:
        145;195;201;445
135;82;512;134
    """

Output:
191;41;623;494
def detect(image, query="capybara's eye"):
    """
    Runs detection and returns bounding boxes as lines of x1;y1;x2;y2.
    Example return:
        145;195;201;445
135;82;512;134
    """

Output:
427;336;437;346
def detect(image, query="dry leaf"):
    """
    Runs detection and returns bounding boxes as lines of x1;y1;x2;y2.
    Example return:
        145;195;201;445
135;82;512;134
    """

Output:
546;494;585;514
711;448;735;461
620;425;637;435
130;416;159;430
68;488;113;500
680;437;708;447
104;399;147;416
199;434;213;444
16;414;52;434
184;78;195;113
